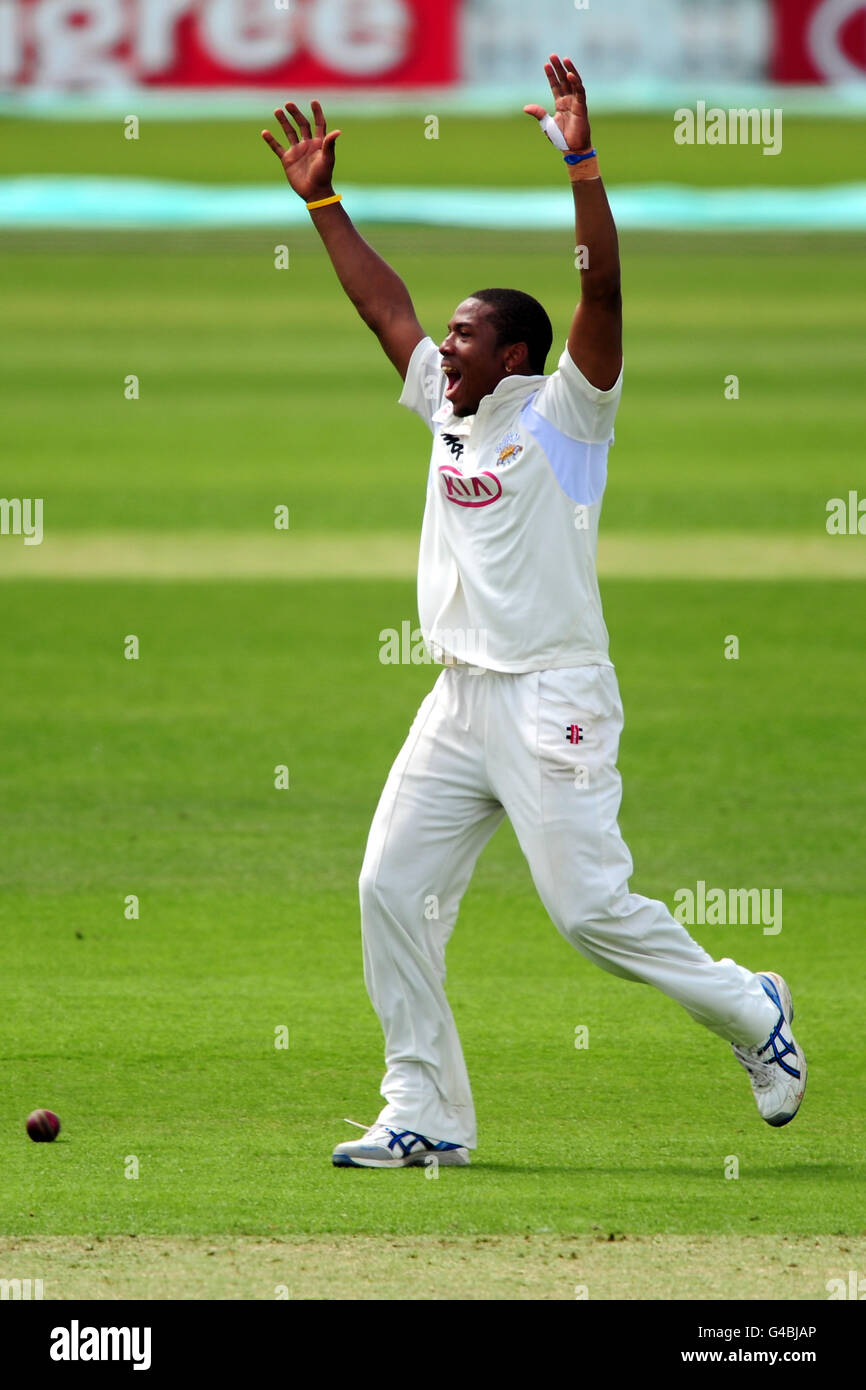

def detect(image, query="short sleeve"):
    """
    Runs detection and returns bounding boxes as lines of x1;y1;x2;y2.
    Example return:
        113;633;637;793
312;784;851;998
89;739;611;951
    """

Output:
531;342;623;444
398;335;445;432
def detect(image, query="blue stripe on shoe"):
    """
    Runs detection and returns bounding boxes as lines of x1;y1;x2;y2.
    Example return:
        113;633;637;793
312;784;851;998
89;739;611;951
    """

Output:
759;976;801;1079
760;975;782;1012
384;1128;463;1155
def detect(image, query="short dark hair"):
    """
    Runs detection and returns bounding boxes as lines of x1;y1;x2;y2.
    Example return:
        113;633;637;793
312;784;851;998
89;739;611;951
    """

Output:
469;288;553;374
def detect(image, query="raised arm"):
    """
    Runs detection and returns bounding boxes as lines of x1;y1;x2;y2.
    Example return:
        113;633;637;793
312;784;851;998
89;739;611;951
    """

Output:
524;55;622;392
262;101;424;380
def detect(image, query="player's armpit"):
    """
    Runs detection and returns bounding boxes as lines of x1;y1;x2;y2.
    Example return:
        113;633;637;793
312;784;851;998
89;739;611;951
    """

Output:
532;338;622;447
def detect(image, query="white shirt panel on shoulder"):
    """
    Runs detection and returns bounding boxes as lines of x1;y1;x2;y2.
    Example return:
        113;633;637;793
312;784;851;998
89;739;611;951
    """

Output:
399;335;623;673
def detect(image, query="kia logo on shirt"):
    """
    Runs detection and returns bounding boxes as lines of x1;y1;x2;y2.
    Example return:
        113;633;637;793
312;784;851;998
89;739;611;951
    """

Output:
439;465;503;508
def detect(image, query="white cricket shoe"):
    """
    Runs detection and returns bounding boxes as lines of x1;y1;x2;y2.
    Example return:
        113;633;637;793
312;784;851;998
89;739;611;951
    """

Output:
331;1120;470;1168
732;972;807;1127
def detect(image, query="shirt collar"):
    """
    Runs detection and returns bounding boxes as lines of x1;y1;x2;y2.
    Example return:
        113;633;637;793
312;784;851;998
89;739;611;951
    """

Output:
432;371;545;430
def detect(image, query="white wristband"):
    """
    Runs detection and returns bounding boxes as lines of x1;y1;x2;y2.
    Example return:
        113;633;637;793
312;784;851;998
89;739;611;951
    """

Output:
540;113;570;152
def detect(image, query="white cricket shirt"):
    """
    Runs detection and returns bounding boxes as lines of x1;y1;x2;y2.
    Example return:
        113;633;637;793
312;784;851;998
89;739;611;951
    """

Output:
399;336;623;673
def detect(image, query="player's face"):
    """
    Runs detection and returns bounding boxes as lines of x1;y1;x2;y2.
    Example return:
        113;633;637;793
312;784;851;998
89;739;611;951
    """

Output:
439;300;516;417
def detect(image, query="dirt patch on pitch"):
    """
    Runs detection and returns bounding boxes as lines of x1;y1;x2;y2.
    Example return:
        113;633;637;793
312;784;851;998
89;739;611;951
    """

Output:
2;532;865;581
0;1233;861;1300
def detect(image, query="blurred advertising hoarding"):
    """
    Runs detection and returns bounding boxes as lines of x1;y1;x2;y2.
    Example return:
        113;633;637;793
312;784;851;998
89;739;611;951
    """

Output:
769;0;866;81
0;0;459;90
462;0;770;84
0;0;863;94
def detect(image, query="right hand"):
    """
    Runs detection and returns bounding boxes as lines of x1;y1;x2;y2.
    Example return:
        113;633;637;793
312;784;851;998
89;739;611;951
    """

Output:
261;100;341;202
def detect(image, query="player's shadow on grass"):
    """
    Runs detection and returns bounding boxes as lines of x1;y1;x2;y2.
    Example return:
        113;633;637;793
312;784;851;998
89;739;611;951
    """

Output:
480;1161;853;1179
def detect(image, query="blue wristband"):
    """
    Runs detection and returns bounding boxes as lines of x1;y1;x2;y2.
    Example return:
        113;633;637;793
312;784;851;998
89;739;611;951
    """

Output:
564;148;597;165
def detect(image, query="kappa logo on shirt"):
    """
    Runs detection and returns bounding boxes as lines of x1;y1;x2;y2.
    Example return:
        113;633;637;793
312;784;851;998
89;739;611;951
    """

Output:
439;464;503;508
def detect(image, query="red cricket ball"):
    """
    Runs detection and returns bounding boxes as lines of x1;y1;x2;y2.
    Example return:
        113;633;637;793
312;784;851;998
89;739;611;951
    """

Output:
26;1109;60;1142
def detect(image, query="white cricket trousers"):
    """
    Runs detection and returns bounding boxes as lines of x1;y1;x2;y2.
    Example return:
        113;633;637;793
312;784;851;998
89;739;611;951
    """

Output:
358;664;777;1149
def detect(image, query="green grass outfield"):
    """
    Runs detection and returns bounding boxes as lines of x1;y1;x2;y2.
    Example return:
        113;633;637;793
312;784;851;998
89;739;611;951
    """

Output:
1;576;864;1297
0;115;864;1299
1;227;863;538
2;111;864;187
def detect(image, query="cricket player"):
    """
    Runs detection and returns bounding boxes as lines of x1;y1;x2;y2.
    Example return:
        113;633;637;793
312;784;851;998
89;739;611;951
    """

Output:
262;55;806;1169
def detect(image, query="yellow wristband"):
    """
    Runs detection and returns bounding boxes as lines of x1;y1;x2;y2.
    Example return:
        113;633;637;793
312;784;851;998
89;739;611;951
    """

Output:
306;193;342;211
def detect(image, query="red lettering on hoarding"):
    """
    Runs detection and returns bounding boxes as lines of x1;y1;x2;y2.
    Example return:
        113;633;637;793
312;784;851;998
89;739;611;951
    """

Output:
769;0;866;82
5;0;460;90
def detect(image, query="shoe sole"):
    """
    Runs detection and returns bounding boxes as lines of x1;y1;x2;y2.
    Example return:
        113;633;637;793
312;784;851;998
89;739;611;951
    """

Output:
332;1149;470;1168
760;971;807;1127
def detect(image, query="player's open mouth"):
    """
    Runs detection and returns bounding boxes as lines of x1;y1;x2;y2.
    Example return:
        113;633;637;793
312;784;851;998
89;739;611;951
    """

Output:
442;365;462;399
